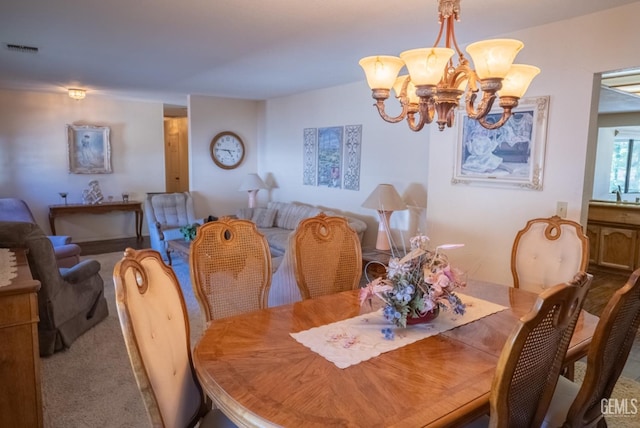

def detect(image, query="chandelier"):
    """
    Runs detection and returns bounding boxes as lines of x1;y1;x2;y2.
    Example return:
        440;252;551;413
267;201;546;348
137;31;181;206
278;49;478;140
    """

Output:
358;0;540;132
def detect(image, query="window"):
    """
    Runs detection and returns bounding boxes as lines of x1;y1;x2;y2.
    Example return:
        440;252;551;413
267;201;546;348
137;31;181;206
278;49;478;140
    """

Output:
611;137;640;193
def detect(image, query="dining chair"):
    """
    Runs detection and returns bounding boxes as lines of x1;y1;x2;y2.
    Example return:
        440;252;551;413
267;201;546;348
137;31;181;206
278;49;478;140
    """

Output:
542;268;640;428
113;248;235;428
487;271;593;428
511;215;589;294
291;213;362;300
190;217;272;321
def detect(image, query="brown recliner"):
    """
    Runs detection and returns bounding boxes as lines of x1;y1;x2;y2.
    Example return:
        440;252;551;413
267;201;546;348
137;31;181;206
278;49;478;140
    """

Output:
0;221;108;356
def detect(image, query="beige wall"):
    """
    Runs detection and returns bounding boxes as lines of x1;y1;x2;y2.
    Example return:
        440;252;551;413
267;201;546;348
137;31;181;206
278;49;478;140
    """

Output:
0;89;164;241
188;95;261;219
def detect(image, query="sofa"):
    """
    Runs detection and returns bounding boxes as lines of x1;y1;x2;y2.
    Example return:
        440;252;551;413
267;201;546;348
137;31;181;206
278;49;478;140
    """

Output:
236;201;367;257
0;198;81;268
0;221;108;356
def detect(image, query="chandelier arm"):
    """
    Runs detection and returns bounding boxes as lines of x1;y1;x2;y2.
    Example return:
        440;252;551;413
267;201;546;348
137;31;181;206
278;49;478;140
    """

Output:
447;15;465;59
433;13;446;46
374;100;409;124
477;108;513;130
407;100;435;132
465;90;497;120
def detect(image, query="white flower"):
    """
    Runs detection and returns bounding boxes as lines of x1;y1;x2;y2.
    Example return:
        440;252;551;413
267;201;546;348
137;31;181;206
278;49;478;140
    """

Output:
387;257;411;277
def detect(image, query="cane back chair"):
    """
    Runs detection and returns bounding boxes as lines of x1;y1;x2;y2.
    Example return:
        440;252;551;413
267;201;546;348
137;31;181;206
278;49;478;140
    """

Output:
544;268;640;427
291;213;362;300
489;271;592;427
190;217;272;322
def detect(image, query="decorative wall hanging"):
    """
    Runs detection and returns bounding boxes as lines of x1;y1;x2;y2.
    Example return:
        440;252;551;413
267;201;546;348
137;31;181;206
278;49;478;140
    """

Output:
67;124;112;174
303;125;362;191
451;96;549;190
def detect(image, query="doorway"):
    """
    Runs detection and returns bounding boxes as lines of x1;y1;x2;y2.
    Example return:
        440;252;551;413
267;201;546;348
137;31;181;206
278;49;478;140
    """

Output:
163;106;189;193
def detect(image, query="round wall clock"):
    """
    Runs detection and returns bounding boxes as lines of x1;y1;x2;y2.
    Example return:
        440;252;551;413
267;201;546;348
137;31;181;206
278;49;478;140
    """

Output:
210;131;245;169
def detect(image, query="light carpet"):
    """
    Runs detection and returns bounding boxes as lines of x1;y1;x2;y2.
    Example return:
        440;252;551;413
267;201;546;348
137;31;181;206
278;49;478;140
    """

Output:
41;252;640;427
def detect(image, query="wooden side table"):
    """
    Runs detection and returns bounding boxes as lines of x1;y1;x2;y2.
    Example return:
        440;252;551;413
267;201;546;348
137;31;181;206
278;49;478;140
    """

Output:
0;248;43;428
361;247;393;283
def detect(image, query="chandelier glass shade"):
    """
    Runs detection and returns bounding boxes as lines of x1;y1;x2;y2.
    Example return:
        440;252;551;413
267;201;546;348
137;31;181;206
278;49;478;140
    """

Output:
358;0;540;132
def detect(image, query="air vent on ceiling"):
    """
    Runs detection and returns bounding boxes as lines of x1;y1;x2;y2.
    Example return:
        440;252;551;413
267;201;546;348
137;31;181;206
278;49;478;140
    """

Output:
5;43;39;53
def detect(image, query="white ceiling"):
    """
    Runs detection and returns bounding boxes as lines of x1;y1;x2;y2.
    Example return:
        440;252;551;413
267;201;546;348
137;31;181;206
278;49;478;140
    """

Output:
1;0;639;108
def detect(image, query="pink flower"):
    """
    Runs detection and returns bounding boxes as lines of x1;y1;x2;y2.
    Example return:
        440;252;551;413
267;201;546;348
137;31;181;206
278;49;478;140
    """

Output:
359;277;393;306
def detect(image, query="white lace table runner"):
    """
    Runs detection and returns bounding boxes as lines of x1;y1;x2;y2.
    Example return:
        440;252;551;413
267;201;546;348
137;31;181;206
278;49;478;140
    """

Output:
290;293;507;369
0;249;18;288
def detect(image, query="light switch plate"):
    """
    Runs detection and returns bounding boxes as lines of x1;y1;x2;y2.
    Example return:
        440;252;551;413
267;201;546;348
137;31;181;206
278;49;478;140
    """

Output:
556;201;568;218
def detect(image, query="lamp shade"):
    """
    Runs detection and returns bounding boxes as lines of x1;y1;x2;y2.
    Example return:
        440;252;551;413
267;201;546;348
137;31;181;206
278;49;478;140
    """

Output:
497;64;541;98
400;47;455;86
359;55;405;90
362;184;407;212
238;173;267;191
465;39;523;79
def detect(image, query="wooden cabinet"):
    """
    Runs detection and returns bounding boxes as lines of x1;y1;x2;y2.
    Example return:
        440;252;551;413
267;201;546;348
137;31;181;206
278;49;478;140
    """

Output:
0;249;42;428
588;202;640;271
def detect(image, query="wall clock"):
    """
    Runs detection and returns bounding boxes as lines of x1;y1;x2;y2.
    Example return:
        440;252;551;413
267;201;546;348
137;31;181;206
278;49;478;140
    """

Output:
210;131;245;169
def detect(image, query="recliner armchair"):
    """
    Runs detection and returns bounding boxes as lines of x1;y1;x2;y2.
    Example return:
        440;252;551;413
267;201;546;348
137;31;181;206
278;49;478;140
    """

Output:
144;192;205;260
0;198;81;268
0;221;108;356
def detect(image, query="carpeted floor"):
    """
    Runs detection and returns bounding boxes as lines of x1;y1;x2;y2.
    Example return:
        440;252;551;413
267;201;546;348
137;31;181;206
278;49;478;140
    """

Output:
40;252;640;427
41;251;202;428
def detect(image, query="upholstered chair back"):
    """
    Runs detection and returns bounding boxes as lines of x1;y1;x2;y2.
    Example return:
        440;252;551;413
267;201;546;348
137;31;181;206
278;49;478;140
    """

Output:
511;215;589;293
113;248;207;428
144;192;203;260
291;213;362;300
490;272;592;427
190;218;272;321
148;192;197;229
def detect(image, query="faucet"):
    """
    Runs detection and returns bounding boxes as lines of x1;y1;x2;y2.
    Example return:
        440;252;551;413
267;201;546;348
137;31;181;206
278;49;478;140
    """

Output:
616;185;622;202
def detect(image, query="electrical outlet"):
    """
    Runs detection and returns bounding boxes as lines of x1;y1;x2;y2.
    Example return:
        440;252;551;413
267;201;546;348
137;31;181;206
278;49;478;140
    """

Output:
556;201;568;218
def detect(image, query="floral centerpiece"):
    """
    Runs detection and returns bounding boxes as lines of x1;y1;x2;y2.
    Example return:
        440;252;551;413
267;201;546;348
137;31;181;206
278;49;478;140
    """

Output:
360;234;467;328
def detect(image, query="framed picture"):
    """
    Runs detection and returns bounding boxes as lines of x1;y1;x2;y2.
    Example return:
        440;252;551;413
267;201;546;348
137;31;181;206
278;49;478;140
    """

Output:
302;124;362;190
452;96;549;190
67;124;112;174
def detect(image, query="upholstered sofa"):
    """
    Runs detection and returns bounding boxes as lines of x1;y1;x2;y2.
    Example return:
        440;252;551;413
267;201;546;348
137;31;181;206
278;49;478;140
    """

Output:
236;201;367;257
0;198;81;268
0;221;108;356
144;192;205;260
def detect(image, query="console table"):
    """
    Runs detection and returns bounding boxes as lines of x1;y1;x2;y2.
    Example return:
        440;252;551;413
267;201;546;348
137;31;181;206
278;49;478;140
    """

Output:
48;201;143;240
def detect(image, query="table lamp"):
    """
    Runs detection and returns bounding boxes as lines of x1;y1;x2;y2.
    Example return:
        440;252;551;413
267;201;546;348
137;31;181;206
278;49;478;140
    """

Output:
238;173;267;208
362;184;407;250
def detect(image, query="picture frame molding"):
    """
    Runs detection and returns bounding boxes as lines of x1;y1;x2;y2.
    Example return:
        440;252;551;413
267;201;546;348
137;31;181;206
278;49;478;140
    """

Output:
66;124;112;174
451;95;549;190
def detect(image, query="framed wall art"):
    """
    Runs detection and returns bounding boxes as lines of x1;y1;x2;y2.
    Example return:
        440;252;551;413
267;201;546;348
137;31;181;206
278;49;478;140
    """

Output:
302;124;362;191
451;96;549;190
66;124;112;174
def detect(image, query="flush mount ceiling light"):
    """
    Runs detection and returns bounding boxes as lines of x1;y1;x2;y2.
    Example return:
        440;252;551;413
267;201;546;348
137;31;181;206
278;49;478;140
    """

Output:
359;0;540;132
68;88;86;100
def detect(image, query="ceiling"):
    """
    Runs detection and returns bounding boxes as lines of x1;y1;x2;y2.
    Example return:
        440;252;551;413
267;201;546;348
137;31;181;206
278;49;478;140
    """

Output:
1;0;639;108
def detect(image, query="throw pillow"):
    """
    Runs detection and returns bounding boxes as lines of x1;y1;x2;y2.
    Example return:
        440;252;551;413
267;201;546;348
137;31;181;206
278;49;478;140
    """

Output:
252;207;277;228
236;207;254;220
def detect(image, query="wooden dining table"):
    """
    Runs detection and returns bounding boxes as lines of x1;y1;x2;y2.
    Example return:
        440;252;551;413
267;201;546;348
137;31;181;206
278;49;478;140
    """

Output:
193;280;599;428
